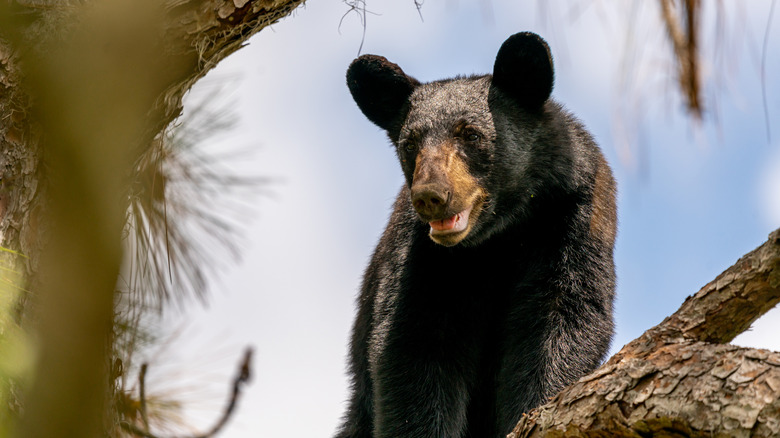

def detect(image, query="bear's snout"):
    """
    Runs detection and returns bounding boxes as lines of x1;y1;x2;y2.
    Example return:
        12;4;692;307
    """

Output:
408;142;486;246
411;184;450;219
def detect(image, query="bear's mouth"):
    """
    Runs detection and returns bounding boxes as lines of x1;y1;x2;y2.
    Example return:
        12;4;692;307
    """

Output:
425;194;484;247
428;206;472;234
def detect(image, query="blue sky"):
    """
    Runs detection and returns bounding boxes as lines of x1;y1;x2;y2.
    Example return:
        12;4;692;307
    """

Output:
146;1;780;436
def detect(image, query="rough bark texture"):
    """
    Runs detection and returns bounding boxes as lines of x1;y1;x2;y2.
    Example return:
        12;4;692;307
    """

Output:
0;26;39;284
510;228;780;437
0;0;306;274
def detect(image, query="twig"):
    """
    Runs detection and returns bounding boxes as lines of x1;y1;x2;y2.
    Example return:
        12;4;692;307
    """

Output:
340;0;370;56
120;348;254;438
659;0;702;118
139;363;150;431
199;347;253;437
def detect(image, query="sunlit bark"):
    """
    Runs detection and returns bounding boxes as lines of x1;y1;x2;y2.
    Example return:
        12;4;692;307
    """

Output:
511;229;780;437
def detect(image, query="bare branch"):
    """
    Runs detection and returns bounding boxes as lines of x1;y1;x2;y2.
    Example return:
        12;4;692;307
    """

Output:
654;228;780;344
139;363;150;431
120;348;254;438
659;0;703;119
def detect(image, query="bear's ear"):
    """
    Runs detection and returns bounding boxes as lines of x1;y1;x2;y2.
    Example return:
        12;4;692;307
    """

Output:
347;55;420;132
492;32;554;109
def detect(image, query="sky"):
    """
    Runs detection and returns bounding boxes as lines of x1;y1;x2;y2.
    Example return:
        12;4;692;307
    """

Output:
138;1;780;436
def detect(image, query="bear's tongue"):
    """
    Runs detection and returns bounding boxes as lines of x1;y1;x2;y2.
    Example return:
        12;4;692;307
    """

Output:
429;215;458;232
428;206;472;234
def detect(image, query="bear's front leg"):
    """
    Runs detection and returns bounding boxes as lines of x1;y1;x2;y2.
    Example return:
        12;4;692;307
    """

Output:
494;262;615;435
372;354;473;438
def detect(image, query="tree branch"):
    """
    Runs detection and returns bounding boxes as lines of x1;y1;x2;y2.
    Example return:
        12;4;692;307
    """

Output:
140;363;150;431
120;348;253;438
510;228;780;437
657;228;780;344
659;0;702;119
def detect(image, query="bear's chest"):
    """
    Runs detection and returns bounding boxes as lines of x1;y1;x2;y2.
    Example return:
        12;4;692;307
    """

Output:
367;239;525;375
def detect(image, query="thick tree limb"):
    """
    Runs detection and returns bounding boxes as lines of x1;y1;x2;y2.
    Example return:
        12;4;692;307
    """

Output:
149;0;307;143
658;228;780;344
510;229;780;437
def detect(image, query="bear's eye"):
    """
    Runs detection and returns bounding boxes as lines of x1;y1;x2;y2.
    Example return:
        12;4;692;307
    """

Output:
403;140;417;152
465;133;481;142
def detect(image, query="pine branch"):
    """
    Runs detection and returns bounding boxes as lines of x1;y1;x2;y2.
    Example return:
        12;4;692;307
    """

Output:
120;348;253;438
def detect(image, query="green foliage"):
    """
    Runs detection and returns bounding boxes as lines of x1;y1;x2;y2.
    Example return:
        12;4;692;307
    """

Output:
0;248;32;436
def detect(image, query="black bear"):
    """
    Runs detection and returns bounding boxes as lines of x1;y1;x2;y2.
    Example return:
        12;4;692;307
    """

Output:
336;32;617;438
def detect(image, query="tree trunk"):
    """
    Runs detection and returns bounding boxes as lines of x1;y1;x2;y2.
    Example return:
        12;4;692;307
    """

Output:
0;1;304;436
510;228;780;437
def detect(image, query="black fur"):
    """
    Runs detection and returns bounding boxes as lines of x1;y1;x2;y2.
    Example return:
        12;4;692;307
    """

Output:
347;55;421;135
337;32;617;438
493;32;554;110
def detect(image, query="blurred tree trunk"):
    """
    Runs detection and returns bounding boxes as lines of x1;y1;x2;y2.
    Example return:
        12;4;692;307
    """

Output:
510;229;780;438
0;0;304;436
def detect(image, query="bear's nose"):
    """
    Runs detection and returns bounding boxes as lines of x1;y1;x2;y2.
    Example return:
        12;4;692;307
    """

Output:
411;184;449;218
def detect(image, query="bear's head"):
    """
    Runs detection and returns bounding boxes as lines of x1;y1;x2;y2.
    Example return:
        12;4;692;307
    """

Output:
347;32;555;247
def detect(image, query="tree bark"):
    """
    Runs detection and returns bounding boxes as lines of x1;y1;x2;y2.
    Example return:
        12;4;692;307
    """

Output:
1;0;306;276
510;228;780;437
0;1;304;436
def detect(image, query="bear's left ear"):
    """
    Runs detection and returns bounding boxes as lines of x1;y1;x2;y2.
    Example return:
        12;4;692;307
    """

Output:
492;32;554;109
347;55;420;132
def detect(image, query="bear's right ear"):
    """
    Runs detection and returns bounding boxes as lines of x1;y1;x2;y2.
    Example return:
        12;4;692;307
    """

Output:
347;55;420;132
492;32;554;110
